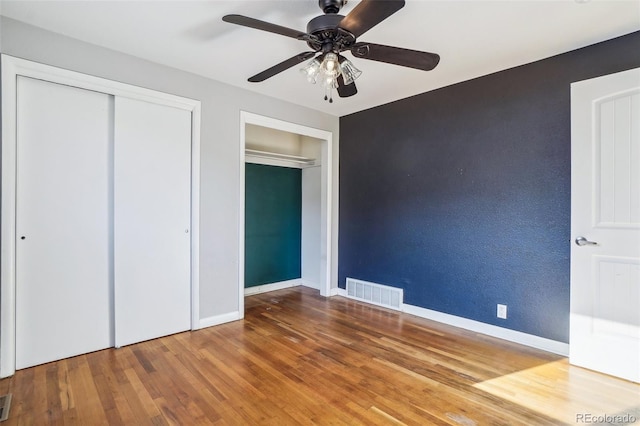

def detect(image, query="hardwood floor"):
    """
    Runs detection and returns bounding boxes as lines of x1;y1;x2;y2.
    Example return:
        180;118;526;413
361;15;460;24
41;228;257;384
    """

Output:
1;287;638;425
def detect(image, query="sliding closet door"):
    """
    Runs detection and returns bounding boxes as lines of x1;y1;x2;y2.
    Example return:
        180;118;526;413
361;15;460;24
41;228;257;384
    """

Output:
114;97;192;347
15;77;113;369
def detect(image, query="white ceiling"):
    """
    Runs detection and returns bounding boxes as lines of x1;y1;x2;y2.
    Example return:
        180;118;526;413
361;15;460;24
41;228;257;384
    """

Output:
1;0;639;117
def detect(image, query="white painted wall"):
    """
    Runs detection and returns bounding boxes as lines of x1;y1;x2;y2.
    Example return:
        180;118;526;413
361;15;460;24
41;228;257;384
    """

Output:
300;135;323;290
0;17;340;324
302;166;322;289
301;135;323;164
245;124;301;156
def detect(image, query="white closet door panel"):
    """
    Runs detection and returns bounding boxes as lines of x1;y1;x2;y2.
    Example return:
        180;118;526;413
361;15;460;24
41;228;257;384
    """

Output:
114;97;191;347
16;77;113;369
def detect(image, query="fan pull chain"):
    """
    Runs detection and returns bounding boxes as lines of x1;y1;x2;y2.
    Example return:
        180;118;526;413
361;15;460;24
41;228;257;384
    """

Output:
324;85;334;103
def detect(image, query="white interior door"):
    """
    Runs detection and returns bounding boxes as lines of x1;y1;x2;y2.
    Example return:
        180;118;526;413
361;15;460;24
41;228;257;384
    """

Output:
114;97;192;347
570;67;640;383
15;77;113;369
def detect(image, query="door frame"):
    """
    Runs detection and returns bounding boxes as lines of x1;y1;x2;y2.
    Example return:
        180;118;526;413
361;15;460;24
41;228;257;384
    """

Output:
1;55;202;378
239;112;333;315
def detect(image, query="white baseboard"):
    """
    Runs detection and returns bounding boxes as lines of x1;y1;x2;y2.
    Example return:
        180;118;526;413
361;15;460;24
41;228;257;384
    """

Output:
332;288;568;356
198;280;308;329
402;304;569;356
197;311;243;329
244;279;302;296
301;281;319;290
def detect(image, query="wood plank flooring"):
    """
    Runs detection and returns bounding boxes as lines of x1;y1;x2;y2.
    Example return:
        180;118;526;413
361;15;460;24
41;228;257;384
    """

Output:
1;287;638;425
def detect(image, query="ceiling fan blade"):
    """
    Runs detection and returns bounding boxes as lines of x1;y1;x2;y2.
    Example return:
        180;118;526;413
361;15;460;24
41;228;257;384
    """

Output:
223;14;308;40
337;75;357;98
248;52;317;83
351;42;440;71
338;0;405;38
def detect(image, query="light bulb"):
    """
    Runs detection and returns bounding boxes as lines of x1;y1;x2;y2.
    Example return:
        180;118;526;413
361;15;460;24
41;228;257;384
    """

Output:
320;53;340;78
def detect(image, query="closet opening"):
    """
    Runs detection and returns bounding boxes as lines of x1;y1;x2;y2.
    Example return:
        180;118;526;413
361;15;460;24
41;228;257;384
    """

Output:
239;112;333;314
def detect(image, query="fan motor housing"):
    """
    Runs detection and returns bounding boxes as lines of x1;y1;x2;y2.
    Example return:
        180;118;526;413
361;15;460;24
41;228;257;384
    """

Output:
306;14;356;52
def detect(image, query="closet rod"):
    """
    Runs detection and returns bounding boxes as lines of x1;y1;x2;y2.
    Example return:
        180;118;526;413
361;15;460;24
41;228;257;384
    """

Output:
245;149;315;165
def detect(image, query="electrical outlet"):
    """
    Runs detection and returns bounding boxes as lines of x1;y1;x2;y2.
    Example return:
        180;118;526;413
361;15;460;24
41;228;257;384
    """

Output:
497;304;507;319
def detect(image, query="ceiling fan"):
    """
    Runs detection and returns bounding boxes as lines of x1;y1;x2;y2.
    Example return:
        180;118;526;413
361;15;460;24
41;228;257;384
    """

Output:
223;0;440;103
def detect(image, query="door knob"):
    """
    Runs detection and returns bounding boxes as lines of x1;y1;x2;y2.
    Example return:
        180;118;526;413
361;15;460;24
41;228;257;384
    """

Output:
575;236;598;246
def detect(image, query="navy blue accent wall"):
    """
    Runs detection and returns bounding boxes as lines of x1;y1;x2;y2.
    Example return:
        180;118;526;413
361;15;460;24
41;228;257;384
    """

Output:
338;32;640;343
245;164;302;287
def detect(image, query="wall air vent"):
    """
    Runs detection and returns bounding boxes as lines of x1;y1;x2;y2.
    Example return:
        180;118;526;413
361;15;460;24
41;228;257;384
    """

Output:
345;278;403;311
0;393;12;422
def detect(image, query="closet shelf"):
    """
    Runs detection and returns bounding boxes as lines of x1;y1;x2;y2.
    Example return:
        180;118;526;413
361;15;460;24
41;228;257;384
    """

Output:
245;149;315;165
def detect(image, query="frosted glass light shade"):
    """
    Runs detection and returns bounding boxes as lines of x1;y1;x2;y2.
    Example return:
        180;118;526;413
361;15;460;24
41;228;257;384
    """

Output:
340;59;362;85
300;58;321;84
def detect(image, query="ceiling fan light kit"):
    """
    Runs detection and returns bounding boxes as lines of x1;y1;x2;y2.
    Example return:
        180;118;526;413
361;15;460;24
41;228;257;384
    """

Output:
299;54;362;103
222;0;440;103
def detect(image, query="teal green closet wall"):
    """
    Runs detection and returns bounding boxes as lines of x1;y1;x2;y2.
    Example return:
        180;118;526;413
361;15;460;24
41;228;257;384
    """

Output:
245;163;302;287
